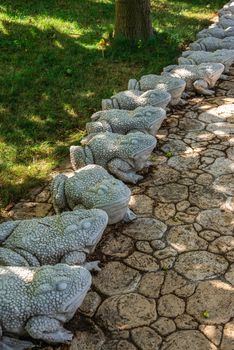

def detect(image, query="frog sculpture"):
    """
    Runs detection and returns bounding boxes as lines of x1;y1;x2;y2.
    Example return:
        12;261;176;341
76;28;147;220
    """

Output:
127;75;186;105
51;165;135;224
0;209;108;270
102;89;171;111
162;63;224;95
189;37;234;52
0;264;91;348
70;132;156;184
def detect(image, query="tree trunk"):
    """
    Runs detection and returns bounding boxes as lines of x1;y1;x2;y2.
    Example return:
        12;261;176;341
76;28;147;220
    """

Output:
115;0;153;42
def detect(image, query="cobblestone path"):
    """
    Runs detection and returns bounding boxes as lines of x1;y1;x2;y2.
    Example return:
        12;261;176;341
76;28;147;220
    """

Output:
2;72;234;349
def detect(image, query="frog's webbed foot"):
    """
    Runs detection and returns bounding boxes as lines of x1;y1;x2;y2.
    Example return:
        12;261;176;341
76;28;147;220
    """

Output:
51;174;69;214
26;317;73;344
123;208;137;223
84;260;101;272
0;248;29;267
0;336;34;350
220;73;229;80
193;79;214;95
0;221;21;243
108;158;142;184
61;251;86;266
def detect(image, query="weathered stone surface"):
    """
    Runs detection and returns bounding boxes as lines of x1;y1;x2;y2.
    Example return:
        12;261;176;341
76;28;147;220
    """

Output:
101;233;134;258
93;262;141;296
79;291;102;317
175;283;196;298
168;155;200;171
179;118;205;131
102;340;137;350
213;174;234;196
207;122;234;137
138;272;164;298
198;230;220;242
187;280;234;324
199;104;234;123
209;236;234;256
161;139;192;155
158;294;185;317
167;225;208;252
221;321;234;350
205;157;234;177
197;209;234;235
131;327;162;350
161;270;187;295
196;173;213;185
136;241;153;254
151;317;176;336
161;330;217;350
176;200;190;211
9;202;52;219
189;185;226;209
225;264;234;285
185;131;214;141
154;247;177;260
149;183;188;203
227;146;234;160
175;314;198;330
70;322;105;350
154;202;176;221
174;251;228;281
199;325;222;346
151;239;166;250
122;218;167;240
124;252;159;272
96;293;156;331
151;165;180;185
129;195;154;215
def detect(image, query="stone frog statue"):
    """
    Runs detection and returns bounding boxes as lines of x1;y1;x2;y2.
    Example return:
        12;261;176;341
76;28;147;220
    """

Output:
83;106;166;142
0;264;91;349
70;132;156;184
217;14;234;29
162;63;225;96
102;89;171;111
219;1;234;16
51;165;135;225
197;26;234;39
179;50;234;73
0;209;108;270
127;75;186;106
189;37;234;52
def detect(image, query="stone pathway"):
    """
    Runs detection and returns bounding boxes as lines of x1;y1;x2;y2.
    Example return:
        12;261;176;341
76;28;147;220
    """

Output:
2;73;234;350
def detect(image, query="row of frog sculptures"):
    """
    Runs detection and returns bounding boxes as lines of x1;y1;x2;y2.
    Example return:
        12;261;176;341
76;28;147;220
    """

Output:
1;1;234;349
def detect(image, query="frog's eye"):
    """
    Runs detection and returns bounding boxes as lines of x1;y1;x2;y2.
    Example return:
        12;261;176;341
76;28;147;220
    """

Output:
56;281;68;291
82;221;91;230
64;224;78;235
131;139;139;145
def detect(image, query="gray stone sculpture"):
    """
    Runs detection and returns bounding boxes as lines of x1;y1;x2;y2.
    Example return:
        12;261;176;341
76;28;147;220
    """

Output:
102;89;171;110
162;63;225;95
0;209;108;270
197;26;234;39
84;106;166;140
179;50;234;72
70;132;156;184
219;1;234;16
0;264;91;348
128;75;186;105
218;15;234;29
51;165;135;224
190;37;234;51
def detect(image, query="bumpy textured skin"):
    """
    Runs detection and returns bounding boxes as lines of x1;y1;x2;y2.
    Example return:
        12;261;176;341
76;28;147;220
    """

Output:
162;63;224;95
0;209;108;269
219;1;234;16
127;75;186;105
218;14;234;29
0;264;91;346
179;50;234;72
70;132;156;184
102;89;171;111
197;26;234;39
51;165;135;225
84;106;166;139
190;36;234;51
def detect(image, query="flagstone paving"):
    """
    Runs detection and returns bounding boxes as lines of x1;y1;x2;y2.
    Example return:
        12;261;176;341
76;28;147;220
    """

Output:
1;72;234;350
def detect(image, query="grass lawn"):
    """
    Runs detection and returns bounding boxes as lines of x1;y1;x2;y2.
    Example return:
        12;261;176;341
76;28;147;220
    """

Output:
0;0;227;209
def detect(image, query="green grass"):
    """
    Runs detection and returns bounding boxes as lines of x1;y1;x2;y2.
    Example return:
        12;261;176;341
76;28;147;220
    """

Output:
0;0;227;209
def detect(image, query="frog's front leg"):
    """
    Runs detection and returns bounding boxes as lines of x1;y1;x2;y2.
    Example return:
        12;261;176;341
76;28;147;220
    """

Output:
123;208;137;223
108;158;143;184
193;79;214;95
25;316;73;344
220;73;229;80
61;252;100;271
0;248;29;266
0;336;34;350
0;221;21;243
